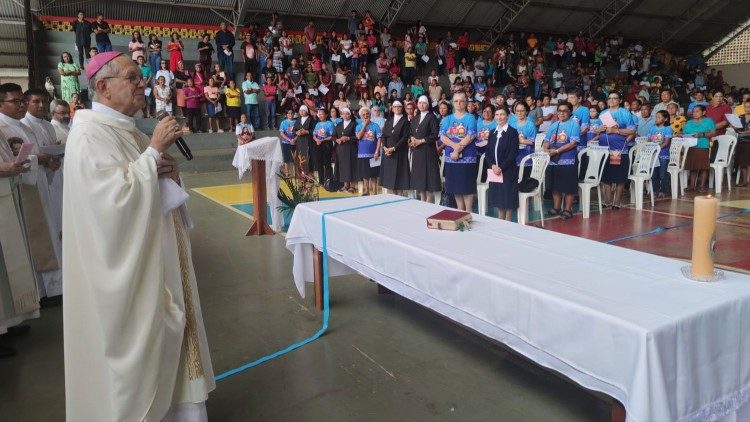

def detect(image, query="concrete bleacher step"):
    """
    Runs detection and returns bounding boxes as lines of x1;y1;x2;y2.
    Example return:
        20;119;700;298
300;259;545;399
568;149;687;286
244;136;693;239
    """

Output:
133;122;279;174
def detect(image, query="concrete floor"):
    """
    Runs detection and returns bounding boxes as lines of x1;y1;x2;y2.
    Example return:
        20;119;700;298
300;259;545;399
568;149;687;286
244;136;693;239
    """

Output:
0;170;612;421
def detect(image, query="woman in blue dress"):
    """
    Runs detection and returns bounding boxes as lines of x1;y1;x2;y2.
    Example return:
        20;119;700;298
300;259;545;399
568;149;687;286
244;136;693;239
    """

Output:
647;110;674;198
476;105;498;182
439;92;478;211
356;107;382;195
278;109;298;175
487;107;520;221
595;92;636;209
544;101;580;219
313;108;336;181
510;101;537;180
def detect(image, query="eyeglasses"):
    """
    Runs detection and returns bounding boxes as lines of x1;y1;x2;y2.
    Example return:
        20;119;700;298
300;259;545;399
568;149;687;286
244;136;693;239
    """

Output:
102;74;145;85
0;99;27;106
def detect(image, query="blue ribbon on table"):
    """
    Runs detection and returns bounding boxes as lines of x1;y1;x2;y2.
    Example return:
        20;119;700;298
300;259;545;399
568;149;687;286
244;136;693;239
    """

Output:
214;197;411;381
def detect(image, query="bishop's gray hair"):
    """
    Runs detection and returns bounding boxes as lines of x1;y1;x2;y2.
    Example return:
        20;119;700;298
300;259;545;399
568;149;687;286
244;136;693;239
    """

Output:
87;60;118;101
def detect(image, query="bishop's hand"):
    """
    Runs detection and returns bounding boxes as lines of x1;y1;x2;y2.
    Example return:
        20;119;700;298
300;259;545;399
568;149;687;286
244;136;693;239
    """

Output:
150;116;182;153
156;153;180;182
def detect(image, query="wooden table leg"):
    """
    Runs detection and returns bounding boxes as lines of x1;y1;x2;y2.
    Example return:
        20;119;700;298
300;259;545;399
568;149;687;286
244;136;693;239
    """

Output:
312;248;323;311
246;159;275;236
611;399;625;422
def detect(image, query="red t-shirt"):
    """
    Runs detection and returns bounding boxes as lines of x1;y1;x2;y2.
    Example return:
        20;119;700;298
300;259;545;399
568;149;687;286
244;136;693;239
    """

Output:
457;35;469;48
263;84;277;100
705;103;732;135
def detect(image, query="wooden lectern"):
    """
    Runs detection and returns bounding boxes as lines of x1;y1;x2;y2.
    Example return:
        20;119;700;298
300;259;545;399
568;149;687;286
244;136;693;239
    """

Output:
246;159;275;236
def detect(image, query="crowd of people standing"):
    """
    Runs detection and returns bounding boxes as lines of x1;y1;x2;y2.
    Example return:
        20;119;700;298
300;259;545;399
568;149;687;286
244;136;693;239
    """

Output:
56;9;750;217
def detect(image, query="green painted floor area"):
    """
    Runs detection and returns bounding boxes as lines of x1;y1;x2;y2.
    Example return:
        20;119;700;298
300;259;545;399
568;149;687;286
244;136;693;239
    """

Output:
0;170;609;421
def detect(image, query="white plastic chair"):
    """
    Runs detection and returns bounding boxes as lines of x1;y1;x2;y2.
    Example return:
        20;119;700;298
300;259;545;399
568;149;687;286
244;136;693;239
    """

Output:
517;152;550;226
708;134;737;194
634;136;648;145
533;133;546;152
476;153;489;215
433;154;447;205
628;143;660;210
666;138;688;199
577;146;609;218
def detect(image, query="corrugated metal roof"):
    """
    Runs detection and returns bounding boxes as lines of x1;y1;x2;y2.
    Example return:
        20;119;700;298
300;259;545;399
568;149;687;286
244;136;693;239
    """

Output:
40;0;233;24
0;0;24;20
0;23;24;38
24;0;750;58
0;0;24;69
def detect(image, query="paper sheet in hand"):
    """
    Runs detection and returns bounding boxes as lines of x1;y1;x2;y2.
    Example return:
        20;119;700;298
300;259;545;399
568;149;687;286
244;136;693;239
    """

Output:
14;142;33;164
318;84;329;95
159;178;189;215
421;55;430;63
308;88;318;96
145;87;152;96
600;113;618;127
331;54;341;62
39;144;65;157
369;156;381;167
681;137;698;148
294;86;303;94
224;49;232;56
725;113;743;129
486;168;503;183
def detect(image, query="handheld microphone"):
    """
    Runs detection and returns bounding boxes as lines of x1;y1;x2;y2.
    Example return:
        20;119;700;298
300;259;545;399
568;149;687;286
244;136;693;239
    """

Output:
156;111;193;160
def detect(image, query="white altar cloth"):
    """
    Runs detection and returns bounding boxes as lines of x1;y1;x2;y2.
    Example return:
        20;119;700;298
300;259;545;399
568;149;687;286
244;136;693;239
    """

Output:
286;194;750;422
232;136;284;231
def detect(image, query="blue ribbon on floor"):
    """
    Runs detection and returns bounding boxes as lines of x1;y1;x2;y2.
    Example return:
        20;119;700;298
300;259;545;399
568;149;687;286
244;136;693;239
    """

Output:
214;197;411;382
604;207;750;244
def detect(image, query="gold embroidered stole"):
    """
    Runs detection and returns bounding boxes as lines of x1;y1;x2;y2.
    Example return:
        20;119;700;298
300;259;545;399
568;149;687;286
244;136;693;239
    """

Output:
172;211;204;380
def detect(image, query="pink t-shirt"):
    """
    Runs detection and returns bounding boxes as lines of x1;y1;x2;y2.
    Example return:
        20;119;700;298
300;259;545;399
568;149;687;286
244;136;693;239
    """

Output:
129;41;145;61
203;86;219;100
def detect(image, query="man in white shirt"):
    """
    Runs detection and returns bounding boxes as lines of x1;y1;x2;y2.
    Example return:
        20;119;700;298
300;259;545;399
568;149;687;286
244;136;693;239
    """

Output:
49;99;70;144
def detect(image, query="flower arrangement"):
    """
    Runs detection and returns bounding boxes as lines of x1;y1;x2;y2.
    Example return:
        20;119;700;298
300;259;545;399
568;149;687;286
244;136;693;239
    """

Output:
277;152;319;220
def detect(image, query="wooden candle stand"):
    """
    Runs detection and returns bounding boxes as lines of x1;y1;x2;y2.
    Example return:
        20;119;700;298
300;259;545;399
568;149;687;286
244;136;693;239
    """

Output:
246;159;275;236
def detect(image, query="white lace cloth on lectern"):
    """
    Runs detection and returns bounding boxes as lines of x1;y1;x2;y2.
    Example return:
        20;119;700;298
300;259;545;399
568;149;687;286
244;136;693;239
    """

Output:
231;136;284;231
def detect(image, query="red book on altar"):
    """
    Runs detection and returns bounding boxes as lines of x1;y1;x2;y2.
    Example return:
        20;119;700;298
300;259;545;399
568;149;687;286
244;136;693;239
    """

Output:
426;209;472;231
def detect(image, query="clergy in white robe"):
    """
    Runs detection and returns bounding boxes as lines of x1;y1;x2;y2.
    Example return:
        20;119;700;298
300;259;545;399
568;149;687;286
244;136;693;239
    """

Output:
63;51;214;421
22;90;65;298
0;84;62;300
50;98;70;144
0;130;39;341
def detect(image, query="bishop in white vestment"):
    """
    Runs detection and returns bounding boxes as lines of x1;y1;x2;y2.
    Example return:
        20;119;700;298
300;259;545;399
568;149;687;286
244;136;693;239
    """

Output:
63;51;214;421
